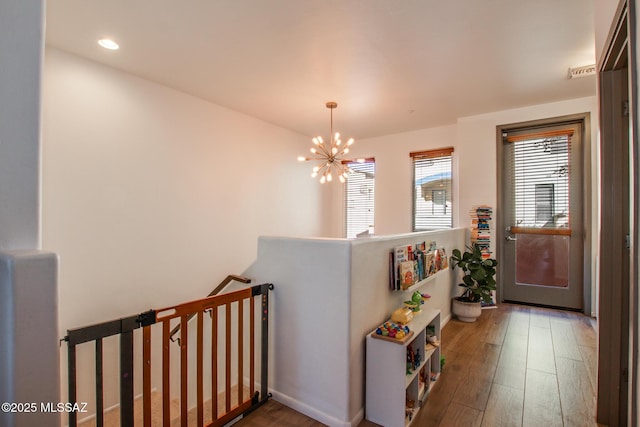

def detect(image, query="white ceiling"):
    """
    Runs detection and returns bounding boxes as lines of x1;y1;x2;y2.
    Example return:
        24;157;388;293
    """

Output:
45;0;597;140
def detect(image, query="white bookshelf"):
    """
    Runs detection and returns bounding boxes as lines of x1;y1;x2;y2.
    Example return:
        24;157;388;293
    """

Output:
366;308;441;427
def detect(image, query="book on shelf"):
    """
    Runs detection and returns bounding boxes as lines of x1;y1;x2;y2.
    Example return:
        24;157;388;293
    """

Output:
389;240;446;291
400;261;415;289
394;245;409;290
438;248;448;270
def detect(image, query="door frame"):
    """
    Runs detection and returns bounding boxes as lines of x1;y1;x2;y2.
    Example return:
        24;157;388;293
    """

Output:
597;0;638;424
495;112;592;314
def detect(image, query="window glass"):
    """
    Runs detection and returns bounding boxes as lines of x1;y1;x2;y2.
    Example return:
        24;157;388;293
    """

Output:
345;160;375;238
412;148;453;230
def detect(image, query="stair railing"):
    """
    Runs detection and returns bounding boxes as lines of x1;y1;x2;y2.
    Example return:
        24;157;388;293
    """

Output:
169;274;251;344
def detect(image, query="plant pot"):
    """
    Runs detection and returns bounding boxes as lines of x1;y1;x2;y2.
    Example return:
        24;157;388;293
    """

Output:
452;297;482;322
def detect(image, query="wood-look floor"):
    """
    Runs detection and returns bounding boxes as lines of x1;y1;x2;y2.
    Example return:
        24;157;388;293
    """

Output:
406;303;602;427
238;303;602;427
80;303;601;426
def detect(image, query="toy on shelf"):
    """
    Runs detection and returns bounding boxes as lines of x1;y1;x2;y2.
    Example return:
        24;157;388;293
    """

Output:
406;345;422;374
372;321;413;344
404;300;420;312
404;291;428;313
391;307;414;324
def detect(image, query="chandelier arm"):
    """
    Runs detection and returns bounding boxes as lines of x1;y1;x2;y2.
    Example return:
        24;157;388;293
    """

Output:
318;162;331;175
335;161;349;174
316;143;331;157
301;155;326;162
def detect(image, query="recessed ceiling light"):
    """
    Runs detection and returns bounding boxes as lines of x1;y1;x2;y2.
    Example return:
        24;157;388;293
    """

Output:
98;39;119;50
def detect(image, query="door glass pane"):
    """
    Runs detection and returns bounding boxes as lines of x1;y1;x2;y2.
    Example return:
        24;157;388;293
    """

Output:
513;135;570;228
516;234;569;288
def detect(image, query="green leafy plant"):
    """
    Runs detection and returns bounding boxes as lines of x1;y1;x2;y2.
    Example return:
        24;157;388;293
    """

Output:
450;244;498;303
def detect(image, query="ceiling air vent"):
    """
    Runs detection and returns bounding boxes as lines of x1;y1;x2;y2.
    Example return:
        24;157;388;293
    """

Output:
568;64;596;79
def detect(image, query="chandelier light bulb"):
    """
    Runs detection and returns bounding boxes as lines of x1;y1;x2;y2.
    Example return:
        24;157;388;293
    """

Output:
347;138;355;146
332;147;338;155
327;172;333;182
339;175;346;183
310;147;317;154
320;176;326;184
297;156;307;162
343;148;350;154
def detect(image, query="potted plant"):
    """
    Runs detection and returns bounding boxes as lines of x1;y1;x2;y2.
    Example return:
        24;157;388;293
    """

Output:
450;244;498;322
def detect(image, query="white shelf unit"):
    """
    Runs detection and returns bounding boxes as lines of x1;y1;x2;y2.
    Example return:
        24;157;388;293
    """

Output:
366;308;441;427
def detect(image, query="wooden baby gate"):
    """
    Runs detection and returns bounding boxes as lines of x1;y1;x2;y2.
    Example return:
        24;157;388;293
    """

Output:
63;282;273;427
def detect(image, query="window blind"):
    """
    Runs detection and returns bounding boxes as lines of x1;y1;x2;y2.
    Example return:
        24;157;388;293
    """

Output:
411;148;453;230
506;130;572;228
345;159;375;238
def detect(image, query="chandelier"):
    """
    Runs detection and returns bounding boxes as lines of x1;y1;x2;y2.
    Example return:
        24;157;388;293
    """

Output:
297;102;362;183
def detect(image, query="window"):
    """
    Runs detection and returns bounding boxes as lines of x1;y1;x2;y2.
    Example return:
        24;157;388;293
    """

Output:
345;159;375;238
411;148;453;230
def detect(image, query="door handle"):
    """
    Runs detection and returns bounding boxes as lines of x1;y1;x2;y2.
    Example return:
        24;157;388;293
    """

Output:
505;236;517;242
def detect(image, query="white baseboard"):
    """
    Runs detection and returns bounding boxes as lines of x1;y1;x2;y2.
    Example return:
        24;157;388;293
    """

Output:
348;407;364;427
269;389;357;427
245;379;363;427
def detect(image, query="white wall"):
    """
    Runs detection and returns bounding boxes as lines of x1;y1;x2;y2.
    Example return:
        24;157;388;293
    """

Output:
0;2;60;426
0;0;43;250
331;96;599;310
43;47;325;329
330;125;458;237
348;229;466;423
246;229;465;427
246;237;352;426
42;48;325;411
595;0;624;62
457;97;599;312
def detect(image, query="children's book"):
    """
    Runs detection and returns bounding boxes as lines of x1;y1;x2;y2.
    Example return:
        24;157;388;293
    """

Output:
434;249;442;273
400;261;415;289
426;252;436;276
438;247;448;270
394;246;409;288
